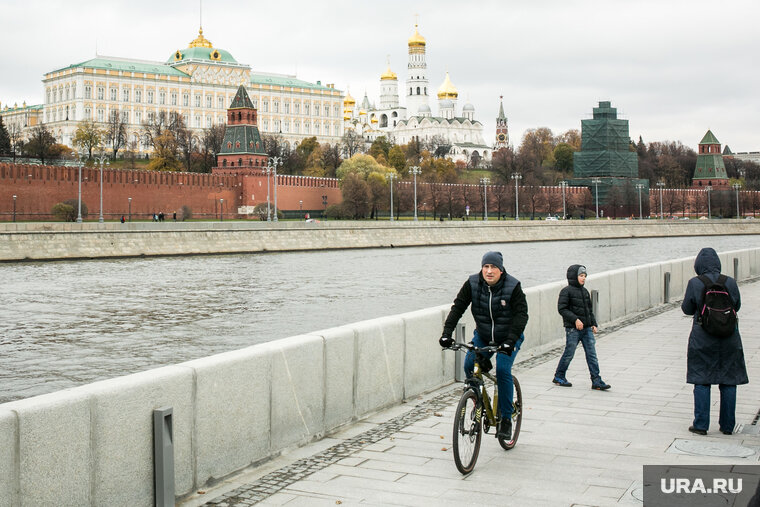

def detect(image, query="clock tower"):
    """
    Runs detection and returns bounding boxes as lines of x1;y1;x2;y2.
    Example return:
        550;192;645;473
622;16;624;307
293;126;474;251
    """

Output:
495;96;509;150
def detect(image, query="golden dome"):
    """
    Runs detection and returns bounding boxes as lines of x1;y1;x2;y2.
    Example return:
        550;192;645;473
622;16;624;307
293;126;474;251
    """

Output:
371;117;379;123
343;115;351;121
380;63;397;81
408;24;426;47
189;27;213;48
359;110;367;115
437;72;458;100
344;91;356;106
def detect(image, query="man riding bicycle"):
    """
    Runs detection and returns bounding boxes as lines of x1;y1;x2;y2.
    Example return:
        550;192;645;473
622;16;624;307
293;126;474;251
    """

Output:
439;251;529;440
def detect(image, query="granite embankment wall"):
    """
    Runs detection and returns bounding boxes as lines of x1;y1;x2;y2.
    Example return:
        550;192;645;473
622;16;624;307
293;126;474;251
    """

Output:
1;219;759;261
1;247;758;505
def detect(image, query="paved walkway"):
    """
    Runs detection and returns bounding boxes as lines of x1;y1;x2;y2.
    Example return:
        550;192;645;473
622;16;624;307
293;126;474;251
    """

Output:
183;282;760;507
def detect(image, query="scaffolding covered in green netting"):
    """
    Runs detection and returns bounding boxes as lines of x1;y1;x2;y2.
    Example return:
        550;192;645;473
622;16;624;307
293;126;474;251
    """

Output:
573;101;639;178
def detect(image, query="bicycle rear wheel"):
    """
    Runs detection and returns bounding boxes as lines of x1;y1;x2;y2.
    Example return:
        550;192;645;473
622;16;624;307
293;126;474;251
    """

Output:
452;389;482;474
498;375;522;450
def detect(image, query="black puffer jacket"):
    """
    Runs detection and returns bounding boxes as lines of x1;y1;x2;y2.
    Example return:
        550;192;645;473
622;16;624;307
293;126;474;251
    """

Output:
442;271;529;347
681;248;747;385
557;264;597;329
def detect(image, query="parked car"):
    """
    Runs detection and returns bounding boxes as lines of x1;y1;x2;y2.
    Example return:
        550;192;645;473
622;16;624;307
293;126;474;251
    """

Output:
545;216;559;221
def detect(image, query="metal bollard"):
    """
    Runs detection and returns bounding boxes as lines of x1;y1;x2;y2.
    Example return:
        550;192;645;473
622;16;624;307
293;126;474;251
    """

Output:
734;258;739;280
664;272;671;303
454;322;466;382
153;407;175;507
590;290;599;321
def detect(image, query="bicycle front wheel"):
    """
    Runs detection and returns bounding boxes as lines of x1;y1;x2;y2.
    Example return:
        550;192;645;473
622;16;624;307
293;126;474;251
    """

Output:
498;375;522;450
452;389;482;474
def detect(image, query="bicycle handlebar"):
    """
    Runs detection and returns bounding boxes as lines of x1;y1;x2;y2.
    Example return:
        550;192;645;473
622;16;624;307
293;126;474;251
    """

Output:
446;342;504;354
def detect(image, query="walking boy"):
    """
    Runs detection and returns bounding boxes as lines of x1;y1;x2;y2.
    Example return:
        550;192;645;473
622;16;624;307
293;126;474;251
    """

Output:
552;264;611;390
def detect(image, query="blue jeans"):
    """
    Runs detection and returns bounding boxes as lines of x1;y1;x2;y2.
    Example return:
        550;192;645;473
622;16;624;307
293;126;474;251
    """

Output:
554;328;601;382
693;384;736;432
464;330;524;419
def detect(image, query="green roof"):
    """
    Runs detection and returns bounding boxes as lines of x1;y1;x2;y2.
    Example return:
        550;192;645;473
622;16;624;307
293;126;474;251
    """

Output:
1;104;42;113
699;129;720;145
220;125;266;156
168;46;238;64
250;73;335;91
693;154;728;180
229;85;254;109
53;58;188;77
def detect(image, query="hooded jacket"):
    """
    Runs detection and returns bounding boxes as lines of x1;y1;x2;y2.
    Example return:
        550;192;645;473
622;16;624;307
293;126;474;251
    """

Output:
442;270;528;347
681;248;748;385
557;264;598;329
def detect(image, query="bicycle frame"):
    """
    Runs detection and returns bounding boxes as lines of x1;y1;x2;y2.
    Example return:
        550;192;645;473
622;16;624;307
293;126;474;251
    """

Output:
464;358;501;430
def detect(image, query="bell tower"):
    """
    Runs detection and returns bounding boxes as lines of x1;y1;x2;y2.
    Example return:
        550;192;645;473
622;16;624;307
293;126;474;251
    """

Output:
495;96;509;149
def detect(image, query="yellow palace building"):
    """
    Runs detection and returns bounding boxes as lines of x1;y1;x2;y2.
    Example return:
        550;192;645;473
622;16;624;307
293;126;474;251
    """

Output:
2;27;345;152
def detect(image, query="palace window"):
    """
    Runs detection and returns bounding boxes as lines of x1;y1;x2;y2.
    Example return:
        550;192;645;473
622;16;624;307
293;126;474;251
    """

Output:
147;90;154;104
97;87;104;100
72;85;76;99
206;95;212;108
135;111;141;124
295;103;300;114
305;122;310;134
206;117;212;128
84;107;91;119
324;105;329;117
283;121;289;133
183;94;189;106
159;92;165;105
273;101;278;113
122;111;129;122
65;87;70;100
195;95;201;107
294;121;299;133
123;89;129;102
135;90;141;103
334;105;339;117
97;109;104;122
218;96;224;109
110;88;117;101
284;102;289;113
304;103;309;115
171;93;177;105
195;115;201;128
253;99;258;109
315;123;320;135
148;111;155;123
262;101;268;112
313;103;318;116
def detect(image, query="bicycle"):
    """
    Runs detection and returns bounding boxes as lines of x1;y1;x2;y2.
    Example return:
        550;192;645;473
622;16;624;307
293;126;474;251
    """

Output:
446;342;523;474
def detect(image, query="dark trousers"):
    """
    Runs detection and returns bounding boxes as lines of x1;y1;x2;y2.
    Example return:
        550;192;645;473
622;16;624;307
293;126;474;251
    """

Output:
693;384;736;433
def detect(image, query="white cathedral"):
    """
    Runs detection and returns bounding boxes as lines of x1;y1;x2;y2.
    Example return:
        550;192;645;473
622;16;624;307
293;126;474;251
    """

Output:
343;24;492;167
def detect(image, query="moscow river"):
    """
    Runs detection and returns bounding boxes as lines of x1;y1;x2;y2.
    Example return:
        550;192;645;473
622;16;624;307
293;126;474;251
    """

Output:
1;234;758;403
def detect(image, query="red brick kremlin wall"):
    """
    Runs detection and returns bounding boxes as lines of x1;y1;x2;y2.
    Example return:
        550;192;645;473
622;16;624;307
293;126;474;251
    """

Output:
2;162;758;221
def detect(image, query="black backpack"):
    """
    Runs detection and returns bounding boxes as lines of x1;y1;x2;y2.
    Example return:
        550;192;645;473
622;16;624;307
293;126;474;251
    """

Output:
697;274;737;338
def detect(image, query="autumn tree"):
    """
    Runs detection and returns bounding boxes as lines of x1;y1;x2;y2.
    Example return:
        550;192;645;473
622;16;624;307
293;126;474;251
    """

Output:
369;136;392;162
72;119;103;160
388;145;406;173
340;172;370;218
552;142;575;173
341;129;364;158
0;116;11;155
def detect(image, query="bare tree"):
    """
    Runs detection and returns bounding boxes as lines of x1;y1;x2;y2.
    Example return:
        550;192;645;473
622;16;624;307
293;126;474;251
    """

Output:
7;122;23;163
200;124;226;172
105;109;127;159
341;129;364;158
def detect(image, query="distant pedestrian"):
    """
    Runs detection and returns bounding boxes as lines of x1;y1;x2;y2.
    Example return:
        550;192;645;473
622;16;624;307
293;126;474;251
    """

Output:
173;211;177;221
120;215;125;223
681;247;747;436
552;264;611;390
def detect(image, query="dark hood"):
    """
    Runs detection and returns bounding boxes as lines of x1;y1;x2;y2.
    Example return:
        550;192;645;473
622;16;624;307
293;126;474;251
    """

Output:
694;248;721;276
566;264;584;287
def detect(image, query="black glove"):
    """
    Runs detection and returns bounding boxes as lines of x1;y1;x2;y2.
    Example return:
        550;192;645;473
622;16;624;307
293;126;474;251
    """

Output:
439;336;454;348
497;342;514;356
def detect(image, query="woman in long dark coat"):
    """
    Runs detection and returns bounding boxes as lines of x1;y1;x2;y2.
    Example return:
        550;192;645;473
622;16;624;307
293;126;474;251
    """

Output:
681;248;748;435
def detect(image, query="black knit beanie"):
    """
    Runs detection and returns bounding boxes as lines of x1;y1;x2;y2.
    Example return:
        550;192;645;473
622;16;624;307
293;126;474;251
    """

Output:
481;251;504;272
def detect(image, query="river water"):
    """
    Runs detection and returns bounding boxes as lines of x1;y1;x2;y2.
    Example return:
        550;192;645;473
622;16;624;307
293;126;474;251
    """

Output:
1;235;757;403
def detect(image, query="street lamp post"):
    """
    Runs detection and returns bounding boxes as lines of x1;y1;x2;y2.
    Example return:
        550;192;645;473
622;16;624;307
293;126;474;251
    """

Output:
76;151;85;223
268;157;282;222
559;181;568;219
219;198;224;221
591;178;601;219
423;202;427;220
656;181;665;219
635;184;644;219
479;177;490;221
386;173;396;221
410;166;421;221
706;186;712;219
511;172;522;220
12;195;16;222
94;152;109;223
265;165;272;221
128;197;132;222
733;183;741;218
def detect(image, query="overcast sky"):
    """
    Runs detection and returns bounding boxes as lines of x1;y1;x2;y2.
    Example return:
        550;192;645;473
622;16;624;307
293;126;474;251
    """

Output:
1;0;758;152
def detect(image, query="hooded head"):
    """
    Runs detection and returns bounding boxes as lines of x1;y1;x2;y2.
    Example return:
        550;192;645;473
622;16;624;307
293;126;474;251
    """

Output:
481;251;504;272
567;264;587;287
694;247;721;276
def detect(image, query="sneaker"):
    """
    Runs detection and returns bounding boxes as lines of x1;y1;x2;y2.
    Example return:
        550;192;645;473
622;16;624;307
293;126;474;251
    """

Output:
591;380;611;390
552;376;572;387
498;419;512;440
720;428;733;435
689;426;707;436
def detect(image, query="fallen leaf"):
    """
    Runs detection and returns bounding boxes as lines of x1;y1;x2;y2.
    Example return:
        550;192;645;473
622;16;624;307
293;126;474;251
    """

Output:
440;435;444;439
336;501;343;505
197;490;206;494
441;447;447;451
433;412;443;417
